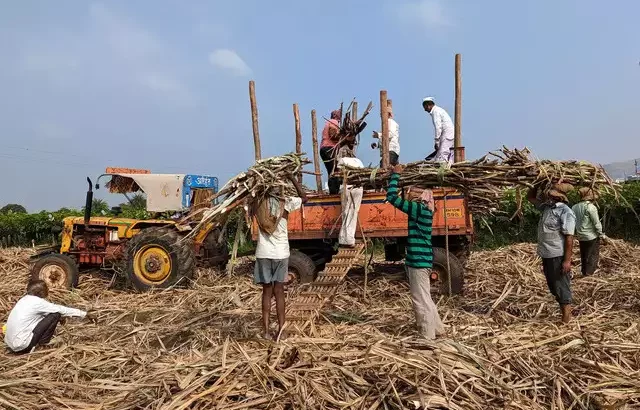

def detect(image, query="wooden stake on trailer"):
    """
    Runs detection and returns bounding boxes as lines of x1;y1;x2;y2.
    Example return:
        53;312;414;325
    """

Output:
293;103;303;183
454;54;465;163
311;110;323;193
249;80;261;161
352;101;358;121
380;90;390;169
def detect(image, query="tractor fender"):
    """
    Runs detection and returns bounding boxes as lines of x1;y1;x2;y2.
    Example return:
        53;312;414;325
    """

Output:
29;246;62;261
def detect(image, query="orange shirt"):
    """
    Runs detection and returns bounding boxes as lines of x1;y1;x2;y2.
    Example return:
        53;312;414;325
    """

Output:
321;119;340;148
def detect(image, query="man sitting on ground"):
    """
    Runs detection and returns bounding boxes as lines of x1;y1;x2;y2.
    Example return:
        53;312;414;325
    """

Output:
4;280;88;354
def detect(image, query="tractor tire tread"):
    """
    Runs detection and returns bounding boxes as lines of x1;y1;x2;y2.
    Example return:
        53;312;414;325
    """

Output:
125;227;195;292
432;247;464;296
288;250;317;284
30;253;79;290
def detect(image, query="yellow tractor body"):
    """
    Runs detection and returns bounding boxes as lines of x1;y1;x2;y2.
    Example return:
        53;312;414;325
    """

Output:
30;171;227;292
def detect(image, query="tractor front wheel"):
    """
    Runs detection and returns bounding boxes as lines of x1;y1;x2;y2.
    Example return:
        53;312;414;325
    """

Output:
125;228;195;291
30;254;79;290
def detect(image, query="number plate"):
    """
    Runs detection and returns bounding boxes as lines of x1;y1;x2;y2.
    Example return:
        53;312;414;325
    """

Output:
445;208;462;218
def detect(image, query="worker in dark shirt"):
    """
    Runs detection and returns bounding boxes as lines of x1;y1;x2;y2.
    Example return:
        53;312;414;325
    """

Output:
386;164;444;339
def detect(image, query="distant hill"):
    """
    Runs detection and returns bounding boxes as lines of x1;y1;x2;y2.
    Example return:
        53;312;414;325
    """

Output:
603;159;639;181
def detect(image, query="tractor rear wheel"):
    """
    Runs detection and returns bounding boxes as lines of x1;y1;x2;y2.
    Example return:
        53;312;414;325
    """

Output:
30;254;79;290
125;227;195;291
431;247;464;296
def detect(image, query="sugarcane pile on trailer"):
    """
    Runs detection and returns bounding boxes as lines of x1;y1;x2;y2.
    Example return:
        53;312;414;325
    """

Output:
342;147;620;214
185;147;620;233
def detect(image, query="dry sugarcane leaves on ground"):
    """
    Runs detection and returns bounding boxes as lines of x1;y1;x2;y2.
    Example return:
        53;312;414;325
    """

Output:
1;239;639;409
343;146;620;214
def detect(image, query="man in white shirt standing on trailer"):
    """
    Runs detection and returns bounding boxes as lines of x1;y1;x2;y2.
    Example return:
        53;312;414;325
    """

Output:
335;142;365;247
4;280;88;354
422;97;454;164
372;106;400;166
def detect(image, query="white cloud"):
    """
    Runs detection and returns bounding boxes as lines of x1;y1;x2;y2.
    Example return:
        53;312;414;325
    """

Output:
396;0;453;32
89;3;162;60
139;72;194;104
208;49;252;77
86;3;194;104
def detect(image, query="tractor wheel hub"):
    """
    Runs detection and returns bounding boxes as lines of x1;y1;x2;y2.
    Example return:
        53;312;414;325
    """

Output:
145;255;161;273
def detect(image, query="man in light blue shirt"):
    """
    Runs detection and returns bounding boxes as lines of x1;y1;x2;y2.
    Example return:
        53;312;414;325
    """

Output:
572;188;605;276
528;183;576;323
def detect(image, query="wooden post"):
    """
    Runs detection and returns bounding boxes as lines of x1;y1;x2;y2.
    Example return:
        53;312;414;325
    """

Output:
311;110;323;193
249;80;261;161
293;103;303;183
454;54;464;162
380;90;390;169
352;101;358;121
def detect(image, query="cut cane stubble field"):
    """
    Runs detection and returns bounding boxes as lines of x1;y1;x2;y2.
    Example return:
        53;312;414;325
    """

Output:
1;240;639;409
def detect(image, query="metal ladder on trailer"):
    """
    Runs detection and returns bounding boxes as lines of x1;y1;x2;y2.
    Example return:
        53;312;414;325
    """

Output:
285;241;366;334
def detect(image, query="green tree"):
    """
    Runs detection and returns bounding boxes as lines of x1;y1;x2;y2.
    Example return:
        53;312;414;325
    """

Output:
124;193;147;210
82;199;111;216
117;193;148;219
1;204;27;214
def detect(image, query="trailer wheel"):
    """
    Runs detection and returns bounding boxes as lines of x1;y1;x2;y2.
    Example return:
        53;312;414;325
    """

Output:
126;227;195;291
288;250;316;284
431;247;464;296
30;254;79;290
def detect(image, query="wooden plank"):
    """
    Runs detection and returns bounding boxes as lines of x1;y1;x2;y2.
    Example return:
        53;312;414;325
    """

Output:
454;54;464;163
293;103;303;183
249;80;261;161
311;109;323;193
380;90;390;169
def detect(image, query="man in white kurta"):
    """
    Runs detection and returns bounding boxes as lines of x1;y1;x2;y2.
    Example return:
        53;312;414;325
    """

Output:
372;108;400;166
336;145;364;247
422;97;454;164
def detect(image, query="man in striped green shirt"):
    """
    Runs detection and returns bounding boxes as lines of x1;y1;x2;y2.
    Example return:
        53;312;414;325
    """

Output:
386;164;444;339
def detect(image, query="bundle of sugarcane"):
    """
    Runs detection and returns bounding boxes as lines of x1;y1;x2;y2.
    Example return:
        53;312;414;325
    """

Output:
185;153;311;238
342;147;619;214
324;100;374;148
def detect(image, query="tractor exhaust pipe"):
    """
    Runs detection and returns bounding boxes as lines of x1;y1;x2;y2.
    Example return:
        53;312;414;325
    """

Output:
84;177;93;226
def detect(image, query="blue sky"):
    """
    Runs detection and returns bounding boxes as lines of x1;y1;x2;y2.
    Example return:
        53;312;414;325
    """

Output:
1;0;639;211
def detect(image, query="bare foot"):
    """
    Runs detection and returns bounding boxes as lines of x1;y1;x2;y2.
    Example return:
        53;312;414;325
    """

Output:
274;328;287;342
261;332;271;340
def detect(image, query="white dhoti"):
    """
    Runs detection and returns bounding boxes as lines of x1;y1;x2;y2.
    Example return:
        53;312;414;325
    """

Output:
406;267;445;339
339;186;363;246
434;131;454;164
